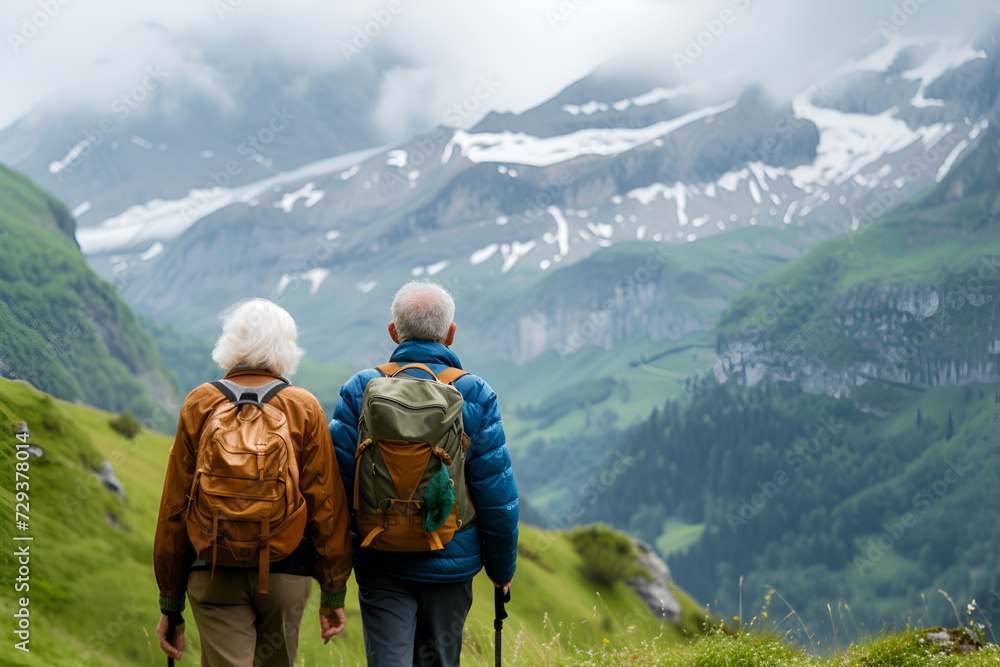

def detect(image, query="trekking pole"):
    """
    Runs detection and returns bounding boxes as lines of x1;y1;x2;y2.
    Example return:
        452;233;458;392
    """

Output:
494;586;510;667
166;615;179;667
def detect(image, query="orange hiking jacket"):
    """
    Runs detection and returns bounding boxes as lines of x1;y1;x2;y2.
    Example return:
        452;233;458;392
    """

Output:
153;369;352;611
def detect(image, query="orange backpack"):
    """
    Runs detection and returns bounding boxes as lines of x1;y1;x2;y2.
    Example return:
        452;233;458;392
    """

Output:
185;379;307;593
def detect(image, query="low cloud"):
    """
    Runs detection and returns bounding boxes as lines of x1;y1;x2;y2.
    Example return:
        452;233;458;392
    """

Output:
1;0;996;137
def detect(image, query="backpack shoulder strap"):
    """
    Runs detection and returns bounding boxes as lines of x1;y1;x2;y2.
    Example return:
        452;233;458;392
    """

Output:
377;362;440;380
259;379;290;404
376;362;400;377
376;363;466;384
437;367;468;385
211;379;290;408
210;380;238;403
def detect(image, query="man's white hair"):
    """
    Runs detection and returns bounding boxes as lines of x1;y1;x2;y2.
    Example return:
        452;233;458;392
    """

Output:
211;298;304;376
391;281;455;342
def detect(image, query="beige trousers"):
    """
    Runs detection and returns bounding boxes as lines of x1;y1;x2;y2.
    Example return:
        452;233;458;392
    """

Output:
187;569;312;667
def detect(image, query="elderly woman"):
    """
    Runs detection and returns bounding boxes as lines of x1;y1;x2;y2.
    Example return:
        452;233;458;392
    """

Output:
153;298;352;666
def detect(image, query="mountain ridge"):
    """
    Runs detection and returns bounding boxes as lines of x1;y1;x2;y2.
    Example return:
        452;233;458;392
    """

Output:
0;163;177;418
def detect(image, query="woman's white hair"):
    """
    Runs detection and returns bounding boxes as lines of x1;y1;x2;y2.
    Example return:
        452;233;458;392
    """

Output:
391;281;455;342
211;298;304;376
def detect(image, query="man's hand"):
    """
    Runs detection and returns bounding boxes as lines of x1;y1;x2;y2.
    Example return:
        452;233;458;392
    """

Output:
156;614;185;660
320;606;347;643
498;579;513;596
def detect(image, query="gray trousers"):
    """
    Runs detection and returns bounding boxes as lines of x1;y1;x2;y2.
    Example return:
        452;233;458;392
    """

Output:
355;569;474;667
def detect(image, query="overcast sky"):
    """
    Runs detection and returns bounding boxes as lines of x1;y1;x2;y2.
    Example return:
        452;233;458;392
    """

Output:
1;0;997;138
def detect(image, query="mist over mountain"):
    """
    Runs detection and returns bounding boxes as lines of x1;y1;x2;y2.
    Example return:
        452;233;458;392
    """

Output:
3;27;993;368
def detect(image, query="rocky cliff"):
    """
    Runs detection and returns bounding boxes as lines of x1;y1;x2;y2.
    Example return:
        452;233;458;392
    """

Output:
714;123;1000;405
716;280;999;406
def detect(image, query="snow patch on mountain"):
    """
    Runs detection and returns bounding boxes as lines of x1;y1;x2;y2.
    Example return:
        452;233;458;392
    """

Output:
140;242;163;261
426;260;449;276
443;101;736;167
904;43;987;108
717;168;749;192
77;146;382;253
787;106;941;188
629;85;701;107
544;206;570;257
386;149;408;167
566;84;703;115
628;183;689;226
934;119;988;182
470;243;499;265
562;101;609;116
500;240;536;273
411;260;450;276
276;268;329;296
49;138;92;174
968;118;989;142
274;182;324;213
834;36;923;78
587;221;614;238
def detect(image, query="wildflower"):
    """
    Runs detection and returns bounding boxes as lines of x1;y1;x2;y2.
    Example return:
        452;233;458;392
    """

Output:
603;638;609;644
762;612;767;618
734;616;740;621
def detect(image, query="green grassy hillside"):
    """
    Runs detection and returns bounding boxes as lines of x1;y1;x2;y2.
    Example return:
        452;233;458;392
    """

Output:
0;377;704;666
0;163;176;418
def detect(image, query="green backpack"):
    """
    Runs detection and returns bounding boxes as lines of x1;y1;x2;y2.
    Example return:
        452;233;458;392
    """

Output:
354;362;476;551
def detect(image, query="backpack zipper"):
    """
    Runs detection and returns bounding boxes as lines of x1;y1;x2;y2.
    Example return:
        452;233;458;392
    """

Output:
370;396;450;412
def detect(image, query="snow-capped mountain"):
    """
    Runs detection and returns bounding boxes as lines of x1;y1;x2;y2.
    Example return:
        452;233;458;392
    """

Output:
0;24;385;223
4;27;999;367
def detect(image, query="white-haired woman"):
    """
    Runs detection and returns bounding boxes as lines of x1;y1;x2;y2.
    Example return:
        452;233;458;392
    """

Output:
154;298;352;666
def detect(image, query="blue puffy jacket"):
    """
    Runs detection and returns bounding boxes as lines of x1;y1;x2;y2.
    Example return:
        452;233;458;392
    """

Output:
330;340;518;585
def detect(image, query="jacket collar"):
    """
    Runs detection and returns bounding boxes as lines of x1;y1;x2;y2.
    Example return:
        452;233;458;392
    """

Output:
388;340;463;369
223;368;289;384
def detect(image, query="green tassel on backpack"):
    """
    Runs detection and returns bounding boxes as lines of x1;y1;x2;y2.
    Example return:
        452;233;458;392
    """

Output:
424;466;455;532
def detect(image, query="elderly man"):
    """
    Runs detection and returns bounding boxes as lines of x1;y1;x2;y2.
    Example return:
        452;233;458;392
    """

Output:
154;298;352;666
330;280;518;667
